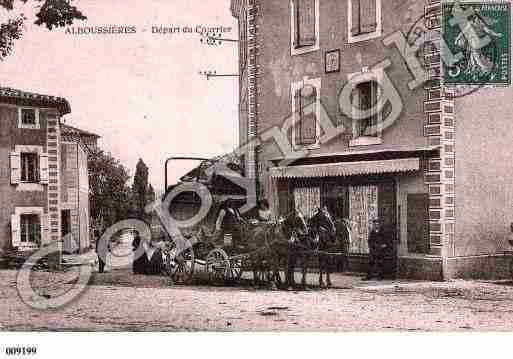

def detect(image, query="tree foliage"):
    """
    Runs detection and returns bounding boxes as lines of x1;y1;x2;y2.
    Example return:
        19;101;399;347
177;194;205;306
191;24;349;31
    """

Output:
0;0;86;60
88;149;132;231
132;159;150;219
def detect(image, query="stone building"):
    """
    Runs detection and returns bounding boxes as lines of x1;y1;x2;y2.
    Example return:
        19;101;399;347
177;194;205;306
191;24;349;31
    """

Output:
0;87;96;256
61;124;99;253
231;0;513;279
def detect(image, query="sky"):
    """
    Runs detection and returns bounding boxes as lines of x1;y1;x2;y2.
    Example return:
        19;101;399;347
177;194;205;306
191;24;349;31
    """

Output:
0;0;239;193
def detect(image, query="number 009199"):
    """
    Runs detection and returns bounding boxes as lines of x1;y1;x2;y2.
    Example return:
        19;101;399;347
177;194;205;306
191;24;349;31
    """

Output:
5;347;37;356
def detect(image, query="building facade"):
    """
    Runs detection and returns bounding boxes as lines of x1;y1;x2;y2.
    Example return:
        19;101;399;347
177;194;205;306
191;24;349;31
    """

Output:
0;88;94;257
231;0;513;280
61;124;99;253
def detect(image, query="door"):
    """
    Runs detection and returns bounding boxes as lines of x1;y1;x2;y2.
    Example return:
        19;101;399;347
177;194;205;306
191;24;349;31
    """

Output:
379;181;398;276
407;194;430;254
61;210;73;254
61;210;71;237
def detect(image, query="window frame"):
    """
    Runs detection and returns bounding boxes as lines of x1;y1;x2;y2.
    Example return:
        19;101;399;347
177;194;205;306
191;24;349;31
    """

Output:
291;77;322;150
290;0;320;56
20;213;42;245
18;107;40;129
347;0;382;44
20;152;40;183
348;68;384;147
13;207;45;249
13;145;46;191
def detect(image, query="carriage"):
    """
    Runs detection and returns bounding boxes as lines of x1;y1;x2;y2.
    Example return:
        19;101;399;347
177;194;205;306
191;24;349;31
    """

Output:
158;156;274;285
159;156;352;287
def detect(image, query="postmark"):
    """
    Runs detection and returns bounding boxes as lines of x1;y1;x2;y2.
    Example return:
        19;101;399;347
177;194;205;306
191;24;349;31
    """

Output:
442;1;511;86
405;6;484;98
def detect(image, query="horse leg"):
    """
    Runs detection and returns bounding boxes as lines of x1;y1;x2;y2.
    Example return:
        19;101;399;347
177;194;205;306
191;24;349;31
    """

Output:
318;255;325;289
272;255;282;289
326;256;332;288
301;255;308;288
253;266;259;286
286;253;296;289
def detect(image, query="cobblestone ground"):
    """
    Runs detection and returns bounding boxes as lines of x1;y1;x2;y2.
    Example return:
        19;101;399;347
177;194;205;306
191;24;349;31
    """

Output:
2;266;513;331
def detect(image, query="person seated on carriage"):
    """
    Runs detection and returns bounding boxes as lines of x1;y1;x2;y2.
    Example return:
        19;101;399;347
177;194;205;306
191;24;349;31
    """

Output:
215;198;245;247
257;199;273;223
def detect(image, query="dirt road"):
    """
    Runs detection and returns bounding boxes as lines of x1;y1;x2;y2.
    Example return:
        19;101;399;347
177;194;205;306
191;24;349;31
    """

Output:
2;268;513;331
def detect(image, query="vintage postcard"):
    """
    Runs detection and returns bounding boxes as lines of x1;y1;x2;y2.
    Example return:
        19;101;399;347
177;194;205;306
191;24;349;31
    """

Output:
1;0;513;356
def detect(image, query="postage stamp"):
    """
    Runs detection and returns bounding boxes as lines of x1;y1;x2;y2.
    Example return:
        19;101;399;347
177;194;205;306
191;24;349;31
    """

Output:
442;1;511;85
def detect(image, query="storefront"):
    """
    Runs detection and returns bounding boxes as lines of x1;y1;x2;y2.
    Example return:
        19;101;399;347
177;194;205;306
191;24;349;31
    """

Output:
268;150;438;277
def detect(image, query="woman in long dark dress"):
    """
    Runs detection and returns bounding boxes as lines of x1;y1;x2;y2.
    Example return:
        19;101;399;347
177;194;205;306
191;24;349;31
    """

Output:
132;232;148;274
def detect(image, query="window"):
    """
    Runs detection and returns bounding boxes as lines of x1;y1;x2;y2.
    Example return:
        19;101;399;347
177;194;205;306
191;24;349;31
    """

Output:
291;78;321;149
352;81;379;138
18;108;40;129
291;0;319;55
348;0;381;43
20;152;39;183
20;214;41;245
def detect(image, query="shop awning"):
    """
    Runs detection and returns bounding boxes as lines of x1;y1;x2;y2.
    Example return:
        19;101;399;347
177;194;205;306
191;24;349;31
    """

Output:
269;158;420;179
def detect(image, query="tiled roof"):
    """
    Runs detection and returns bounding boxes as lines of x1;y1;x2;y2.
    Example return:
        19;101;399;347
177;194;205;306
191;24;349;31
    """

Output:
61;123;100;138
0;87;71;115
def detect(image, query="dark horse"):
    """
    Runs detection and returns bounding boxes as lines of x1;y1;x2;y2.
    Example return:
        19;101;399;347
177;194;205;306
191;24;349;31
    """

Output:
244;210;312;289
309;209;353;287
309;207;337;287
282;209;312;289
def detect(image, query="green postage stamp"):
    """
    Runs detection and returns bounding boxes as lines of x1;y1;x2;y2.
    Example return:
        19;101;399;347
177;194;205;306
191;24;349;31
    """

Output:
442;1;511;85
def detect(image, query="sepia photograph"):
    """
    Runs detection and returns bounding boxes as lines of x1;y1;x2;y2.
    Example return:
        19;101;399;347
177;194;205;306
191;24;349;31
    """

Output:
0;0;513;357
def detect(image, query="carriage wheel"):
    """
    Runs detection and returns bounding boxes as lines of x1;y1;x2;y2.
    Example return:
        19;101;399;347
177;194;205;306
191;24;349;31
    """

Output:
165;242;195;285
229;258;244;281
206;248;230;283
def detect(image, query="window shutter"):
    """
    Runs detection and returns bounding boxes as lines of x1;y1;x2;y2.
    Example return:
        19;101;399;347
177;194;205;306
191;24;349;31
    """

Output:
360;0;377;34
294;88;302;145
296;0;316;48
300;87;317;145
39;153;49;184
10;152;21;185
11;214;21;247
351;0;361;36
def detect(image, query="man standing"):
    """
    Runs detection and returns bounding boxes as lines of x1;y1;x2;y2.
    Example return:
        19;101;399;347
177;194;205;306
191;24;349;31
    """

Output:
363;219;387;281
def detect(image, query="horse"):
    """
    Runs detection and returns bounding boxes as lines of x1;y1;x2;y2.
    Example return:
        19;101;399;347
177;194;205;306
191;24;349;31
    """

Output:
309;207;338;288
282;209;312;289
243;211;312;289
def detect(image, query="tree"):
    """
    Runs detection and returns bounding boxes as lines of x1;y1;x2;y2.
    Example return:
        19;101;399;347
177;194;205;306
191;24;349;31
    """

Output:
132;159;150;219
88;149;132;232
147;183;156;203
1;0;86;60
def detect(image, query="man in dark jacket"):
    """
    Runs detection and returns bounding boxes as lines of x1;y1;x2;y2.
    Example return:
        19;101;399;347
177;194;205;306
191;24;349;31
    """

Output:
215;199;245;247
363;219;387;281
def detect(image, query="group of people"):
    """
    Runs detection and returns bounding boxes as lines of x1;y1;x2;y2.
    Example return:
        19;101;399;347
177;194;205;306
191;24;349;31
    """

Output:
214;198;273;247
